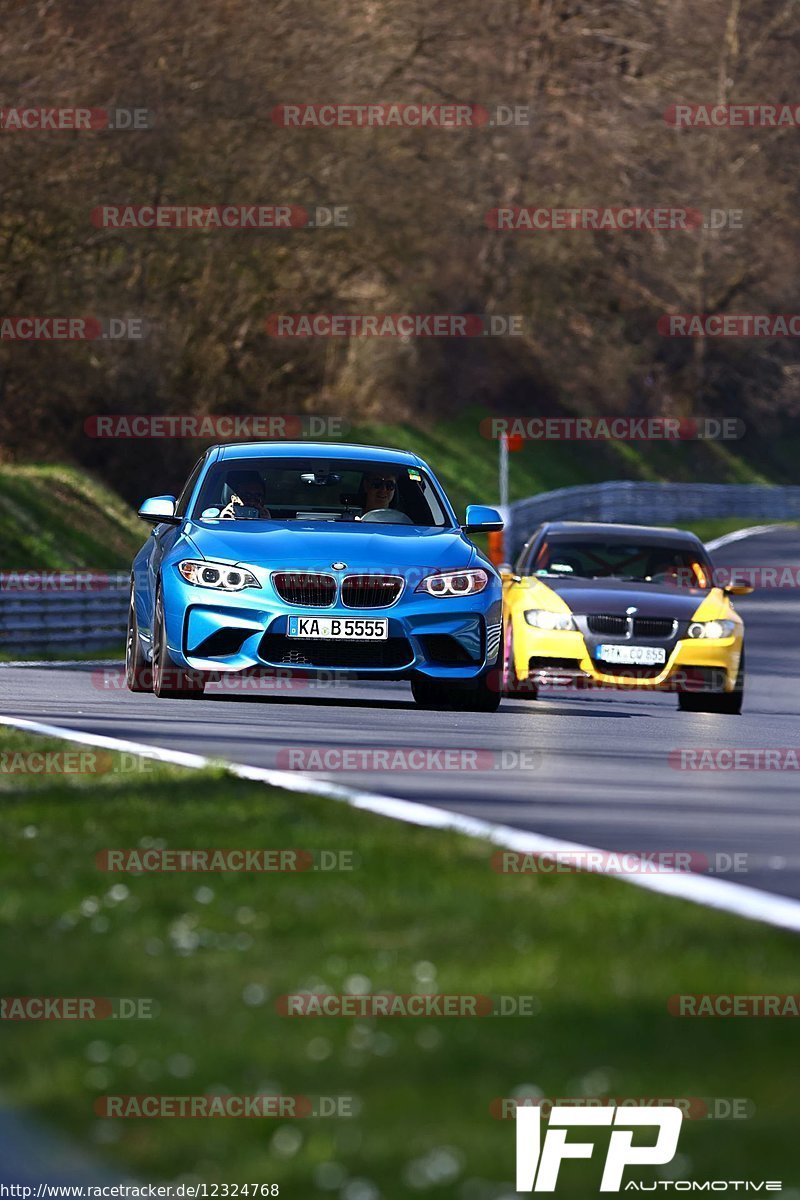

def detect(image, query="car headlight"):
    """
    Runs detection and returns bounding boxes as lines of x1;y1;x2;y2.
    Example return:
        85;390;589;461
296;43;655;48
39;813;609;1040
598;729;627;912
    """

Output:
416;569;488;597
524;609;576;630
177;559;260;591
687;619;736;639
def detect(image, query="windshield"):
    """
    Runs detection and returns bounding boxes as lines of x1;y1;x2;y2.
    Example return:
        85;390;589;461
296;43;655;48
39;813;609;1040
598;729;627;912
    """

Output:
192;457;450;527
528;538;712;587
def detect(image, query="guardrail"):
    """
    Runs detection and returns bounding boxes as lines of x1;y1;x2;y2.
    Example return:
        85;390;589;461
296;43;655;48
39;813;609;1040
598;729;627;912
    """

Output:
506;481;800;560
0;573;129;656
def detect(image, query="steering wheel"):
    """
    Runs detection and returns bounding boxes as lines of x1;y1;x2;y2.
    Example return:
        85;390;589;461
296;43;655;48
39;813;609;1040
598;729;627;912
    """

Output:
359;509;414;525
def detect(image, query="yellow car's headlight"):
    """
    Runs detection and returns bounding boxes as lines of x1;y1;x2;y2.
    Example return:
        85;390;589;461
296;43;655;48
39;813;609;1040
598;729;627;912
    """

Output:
687;619;736;639
524;609;576;631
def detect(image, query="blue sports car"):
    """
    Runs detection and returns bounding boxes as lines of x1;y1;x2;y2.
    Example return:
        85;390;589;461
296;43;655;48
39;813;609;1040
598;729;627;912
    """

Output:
126;441;504;711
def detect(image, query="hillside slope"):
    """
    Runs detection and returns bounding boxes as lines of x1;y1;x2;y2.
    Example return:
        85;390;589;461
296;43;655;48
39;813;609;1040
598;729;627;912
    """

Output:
0;418;779;571
0;465;143;570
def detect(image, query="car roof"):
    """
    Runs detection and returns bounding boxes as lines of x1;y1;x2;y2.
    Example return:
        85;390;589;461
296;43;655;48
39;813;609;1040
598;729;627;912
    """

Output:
214;441;425;466
537;521;704;546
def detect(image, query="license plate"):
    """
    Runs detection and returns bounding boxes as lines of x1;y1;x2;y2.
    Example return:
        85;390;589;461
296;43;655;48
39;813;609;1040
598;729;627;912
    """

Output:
287;616;388;640
595;644;666;666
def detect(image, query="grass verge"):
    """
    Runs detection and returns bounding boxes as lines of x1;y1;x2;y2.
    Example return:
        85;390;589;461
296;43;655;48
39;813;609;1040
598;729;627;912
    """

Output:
0;727;798;1195
0;464;143;570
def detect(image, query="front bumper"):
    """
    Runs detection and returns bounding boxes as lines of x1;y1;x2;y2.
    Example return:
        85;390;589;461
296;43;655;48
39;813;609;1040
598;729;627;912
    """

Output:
510;620;743;693
161;572;503;680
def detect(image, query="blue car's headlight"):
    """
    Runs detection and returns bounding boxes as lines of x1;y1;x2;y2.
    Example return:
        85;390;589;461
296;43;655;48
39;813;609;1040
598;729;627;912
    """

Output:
687;619;736;639
415;569;488;597
178;559;260;591
524;609;576;630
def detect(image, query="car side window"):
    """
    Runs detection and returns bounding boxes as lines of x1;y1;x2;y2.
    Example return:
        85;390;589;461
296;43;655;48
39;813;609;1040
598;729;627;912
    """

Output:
515;528;544;575
175;457;206;518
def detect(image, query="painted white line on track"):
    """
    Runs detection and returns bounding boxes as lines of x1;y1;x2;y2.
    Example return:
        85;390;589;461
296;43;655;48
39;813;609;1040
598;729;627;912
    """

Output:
0;660;122;669
2;712;800;936
705;523;795;552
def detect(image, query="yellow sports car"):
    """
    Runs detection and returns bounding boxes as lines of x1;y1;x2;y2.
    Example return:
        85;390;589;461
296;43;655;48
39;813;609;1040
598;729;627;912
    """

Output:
502;521;751;713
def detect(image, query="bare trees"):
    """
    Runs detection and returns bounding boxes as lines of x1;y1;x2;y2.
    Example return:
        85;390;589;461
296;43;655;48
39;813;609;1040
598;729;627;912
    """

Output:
1;0;797;489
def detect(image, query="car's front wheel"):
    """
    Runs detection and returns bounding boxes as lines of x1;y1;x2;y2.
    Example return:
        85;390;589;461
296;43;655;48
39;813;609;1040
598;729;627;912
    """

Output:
125;585;152;693
411;671;501;713
151;585;206;699
678;649;745;715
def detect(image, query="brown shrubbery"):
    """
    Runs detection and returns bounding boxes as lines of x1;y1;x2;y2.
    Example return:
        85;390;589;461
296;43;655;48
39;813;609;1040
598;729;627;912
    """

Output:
1;0;798;494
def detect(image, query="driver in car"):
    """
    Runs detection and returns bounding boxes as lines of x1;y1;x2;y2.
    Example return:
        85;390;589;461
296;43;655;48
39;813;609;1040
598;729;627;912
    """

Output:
220;476;272;519
357;473;398;517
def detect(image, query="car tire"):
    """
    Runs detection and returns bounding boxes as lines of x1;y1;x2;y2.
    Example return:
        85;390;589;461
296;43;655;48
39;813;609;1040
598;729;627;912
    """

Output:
152;585;205;699
502;624;538;700
411;671;501;713
125;584;152;693
678;649;745;715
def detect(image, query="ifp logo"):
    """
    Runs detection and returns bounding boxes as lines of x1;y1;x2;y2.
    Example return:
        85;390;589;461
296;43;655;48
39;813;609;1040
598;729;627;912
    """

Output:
516;1104;683;1191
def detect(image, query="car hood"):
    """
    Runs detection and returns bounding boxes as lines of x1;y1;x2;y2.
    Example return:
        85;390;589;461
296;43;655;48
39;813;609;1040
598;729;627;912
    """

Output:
540;576;710;619
182;520;479;573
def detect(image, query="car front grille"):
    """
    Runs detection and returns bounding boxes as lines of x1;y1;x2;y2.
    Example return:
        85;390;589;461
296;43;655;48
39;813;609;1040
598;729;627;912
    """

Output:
272;572;336;607
587;614;627;636
585;614;677;639
258;633;413;669
341;574;403;608
632;617;676;639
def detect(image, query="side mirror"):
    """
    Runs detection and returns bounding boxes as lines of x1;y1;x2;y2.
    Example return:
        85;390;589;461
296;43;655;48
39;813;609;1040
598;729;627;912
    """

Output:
725;583;755;596
462;504;504;533
138;495;180;525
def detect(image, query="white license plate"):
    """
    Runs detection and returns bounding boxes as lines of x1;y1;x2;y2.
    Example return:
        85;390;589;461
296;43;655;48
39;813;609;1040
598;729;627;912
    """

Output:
287;616;388;640
596;644;666;666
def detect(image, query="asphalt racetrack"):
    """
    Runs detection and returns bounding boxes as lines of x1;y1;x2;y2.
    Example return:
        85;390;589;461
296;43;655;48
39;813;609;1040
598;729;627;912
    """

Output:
2;526;798;902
